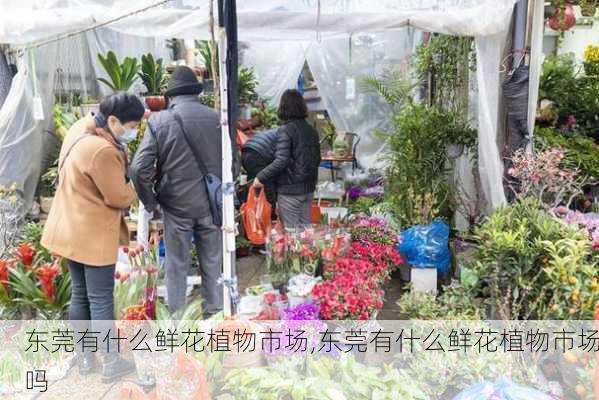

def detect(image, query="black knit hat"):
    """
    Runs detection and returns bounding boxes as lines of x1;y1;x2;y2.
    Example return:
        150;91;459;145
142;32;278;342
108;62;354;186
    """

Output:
165;66;203;97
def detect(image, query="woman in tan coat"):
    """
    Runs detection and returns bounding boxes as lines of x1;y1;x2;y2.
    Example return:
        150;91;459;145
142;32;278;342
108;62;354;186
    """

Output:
42;93;144;381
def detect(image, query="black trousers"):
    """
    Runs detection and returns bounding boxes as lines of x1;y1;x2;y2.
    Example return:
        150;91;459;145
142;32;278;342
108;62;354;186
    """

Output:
241;149;277;206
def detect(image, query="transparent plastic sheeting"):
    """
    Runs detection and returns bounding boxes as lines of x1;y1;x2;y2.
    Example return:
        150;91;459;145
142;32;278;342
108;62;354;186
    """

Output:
304;29;422;169
0;30;168;212
0;320;596;399
0;0;515;211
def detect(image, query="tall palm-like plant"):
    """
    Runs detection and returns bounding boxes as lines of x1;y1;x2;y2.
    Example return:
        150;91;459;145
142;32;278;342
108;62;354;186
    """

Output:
97;51;140;92
138;53;166;96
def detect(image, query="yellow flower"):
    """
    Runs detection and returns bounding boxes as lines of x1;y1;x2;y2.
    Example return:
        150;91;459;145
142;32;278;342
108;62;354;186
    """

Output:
568;276;577;285
8;195;18;204
584;45;599;63
9;182;17;192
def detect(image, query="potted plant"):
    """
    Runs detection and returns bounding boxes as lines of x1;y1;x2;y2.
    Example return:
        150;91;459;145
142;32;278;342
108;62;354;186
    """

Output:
578;0;597;16
195;39;216;91
548;2;577;31
236;236;252;258
79;95;102;116
97;51;140;93
238;66;259;118
39;165;57;213
138;53;167;111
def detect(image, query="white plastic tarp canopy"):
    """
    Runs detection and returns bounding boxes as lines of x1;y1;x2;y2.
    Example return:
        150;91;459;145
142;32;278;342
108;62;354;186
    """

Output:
0;0;515;213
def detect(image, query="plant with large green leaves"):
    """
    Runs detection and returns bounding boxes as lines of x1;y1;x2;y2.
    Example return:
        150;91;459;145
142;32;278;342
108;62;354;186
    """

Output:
362;71;476;227
8;261;71;320
97;51;140;92
138;53;166;95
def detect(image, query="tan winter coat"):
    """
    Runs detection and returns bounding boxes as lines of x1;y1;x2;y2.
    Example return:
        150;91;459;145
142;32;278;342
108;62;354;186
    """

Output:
41;115;135;266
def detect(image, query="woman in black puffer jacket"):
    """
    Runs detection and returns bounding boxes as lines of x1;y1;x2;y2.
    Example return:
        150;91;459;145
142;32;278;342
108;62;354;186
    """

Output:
253;89;321;228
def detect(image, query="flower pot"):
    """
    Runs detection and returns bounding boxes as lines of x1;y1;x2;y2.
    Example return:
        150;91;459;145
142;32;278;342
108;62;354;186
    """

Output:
236;246;250;258
144;95;166;112
579;3;597;16
79;102;99;116
39;196;53;214
548;4;576;31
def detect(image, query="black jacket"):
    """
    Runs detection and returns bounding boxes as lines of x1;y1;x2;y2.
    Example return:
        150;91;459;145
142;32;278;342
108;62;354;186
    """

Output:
130;95;223;218
257;119;321;195
242;129;278;164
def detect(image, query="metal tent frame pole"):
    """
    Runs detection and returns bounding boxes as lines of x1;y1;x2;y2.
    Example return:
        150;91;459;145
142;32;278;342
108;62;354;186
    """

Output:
217;0;238;317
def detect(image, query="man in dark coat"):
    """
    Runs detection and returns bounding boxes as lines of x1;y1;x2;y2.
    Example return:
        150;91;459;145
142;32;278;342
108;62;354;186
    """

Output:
241;129;278;205
130;66;224;315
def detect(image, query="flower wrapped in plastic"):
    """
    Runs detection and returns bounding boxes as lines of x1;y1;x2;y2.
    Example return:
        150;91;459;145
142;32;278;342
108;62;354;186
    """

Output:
115;243;159;321
266;226;351;283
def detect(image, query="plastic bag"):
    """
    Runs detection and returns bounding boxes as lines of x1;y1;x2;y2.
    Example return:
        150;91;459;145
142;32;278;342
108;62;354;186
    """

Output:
452;376;555;400
241;187;272;245
398;219;450;275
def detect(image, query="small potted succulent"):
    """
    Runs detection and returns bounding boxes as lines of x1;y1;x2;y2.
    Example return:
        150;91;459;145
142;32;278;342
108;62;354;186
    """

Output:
138;53;167;111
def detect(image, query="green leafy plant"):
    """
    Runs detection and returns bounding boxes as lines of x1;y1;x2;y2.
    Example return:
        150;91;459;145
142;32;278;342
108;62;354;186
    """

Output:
199;92;215;108
251;98;279;129
535;126;599;179
53;104;77;141
469;199;596;319
195;39;218;79
219;355;428;400
40;163;57;197
538;53;599;141
413;34;475;113
138;53;166;95
238;66;259;106
97;51;140;92
362;71;476;227
8;261;71;320
396;281;483;320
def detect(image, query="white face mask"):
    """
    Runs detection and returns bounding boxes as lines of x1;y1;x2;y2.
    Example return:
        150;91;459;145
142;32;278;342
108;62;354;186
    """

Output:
118;128;137;145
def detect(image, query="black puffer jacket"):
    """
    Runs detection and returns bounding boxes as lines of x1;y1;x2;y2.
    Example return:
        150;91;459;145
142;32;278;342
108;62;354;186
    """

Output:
257;119;321;195
242;129;278;163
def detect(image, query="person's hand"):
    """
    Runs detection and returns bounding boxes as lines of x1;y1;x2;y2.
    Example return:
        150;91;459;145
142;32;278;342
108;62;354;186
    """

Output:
252;177;264;188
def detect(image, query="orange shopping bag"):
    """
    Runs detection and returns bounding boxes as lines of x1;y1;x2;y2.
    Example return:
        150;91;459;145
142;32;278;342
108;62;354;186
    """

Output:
241;187;272;245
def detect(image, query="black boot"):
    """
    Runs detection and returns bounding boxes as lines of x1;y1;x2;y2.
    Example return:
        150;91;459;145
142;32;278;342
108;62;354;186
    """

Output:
101;354;136;383
78;352;98;375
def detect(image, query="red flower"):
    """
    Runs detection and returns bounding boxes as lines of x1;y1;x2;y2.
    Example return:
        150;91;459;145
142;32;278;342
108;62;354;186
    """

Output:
35;262;61;303
122;246;129;255
16;243;36;267
263;292;277;305
0;259;13;292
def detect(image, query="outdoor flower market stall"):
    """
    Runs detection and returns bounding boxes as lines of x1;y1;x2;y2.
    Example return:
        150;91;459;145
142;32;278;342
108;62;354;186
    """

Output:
0;0;598;399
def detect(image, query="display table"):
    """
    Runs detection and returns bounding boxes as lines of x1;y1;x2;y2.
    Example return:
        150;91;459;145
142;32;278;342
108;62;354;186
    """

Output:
320;155;357;181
